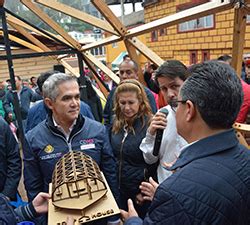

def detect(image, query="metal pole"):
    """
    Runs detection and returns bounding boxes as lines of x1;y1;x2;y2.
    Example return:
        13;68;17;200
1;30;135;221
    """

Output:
1;6;25;145
77;52;88;102
121;0;125;23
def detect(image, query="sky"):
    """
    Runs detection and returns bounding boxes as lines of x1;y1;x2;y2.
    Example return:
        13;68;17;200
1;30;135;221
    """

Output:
108;3;143;17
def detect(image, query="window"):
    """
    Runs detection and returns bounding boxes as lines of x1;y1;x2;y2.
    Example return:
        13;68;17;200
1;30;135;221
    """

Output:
179;15;214;32
202;50;210;62
190;51;198;65
177;0;214;32
151;30;158;42
159;28;167;36
91;47;106;56
112;42;118;48
247;15;250;23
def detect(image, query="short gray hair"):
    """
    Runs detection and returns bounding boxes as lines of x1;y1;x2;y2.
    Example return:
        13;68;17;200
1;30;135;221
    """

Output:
43;73;78;101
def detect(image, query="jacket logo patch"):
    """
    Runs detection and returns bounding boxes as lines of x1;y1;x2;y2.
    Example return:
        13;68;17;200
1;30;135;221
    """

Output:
44;145;54;154
80;139;95;150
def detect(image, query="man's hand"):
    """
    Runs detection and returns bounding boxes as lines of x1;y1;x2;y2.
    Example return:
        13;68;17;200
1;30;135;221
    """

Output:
140;177;159;201
120;199;138;221
32;192;50;214
148;111;167;135
135;192;144;205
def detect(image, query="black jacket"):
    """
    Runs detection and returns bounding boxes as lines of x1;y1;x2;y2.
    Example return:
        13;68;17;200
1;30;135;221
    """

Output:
0;118;21;200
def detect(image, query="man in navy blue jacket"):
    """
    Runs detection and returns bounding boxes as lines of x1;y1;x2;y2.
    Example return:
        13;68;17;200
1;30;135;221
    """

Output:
121;61;250;225
24;73;120;225
4;76;41;131
0;117;21;201
25;71;94;133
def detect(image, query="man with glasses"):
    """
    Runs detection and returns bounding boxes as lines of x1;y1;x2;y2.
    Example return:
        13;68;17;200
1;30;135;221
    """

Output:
140;60;189;186
122;61;250;225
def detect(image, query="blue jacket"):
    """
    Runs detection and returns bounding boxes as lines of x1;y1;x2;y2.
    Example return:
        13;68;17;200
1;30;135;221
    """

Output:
0;118;21;200
110;117;150;201
25;100;94;133
24;114;120;204
104;87;157;129
4;86;41;120
0;193;37;225
125;129;250;225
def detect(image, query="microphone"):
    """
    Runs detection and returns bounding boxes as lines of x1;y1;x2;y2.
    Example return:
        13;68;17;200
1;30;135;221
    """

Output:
152;108;169;156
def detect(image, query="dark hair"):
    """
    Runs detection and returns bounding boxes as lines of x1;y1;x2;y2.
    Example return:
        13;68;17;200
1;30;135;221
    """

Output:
150;64;158;71
30;76;36;82
123;54;130;61
155;60;190;82
15;76;22;81
37;70;59;92
217;54;232;62
119;59;139;72
180;61;243;129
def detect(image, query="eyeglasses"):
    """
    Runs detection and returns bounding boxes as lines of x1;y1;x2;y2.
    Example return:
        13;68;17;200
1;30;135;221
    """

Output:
169;99;187;112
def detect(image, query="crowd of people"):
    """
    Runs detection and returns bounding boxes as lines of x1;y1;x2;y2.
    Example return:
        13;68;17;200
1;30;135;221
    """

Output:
0;56;250;225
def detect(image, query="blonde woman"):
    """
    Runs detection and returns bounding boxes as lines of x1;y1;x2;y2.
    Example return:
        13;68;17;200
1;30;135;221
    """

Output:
110;79;153;218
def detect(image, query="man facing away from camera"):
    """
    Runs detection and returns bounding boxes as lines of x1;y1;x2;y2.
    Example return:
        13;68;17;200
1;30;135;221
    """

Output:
121;61;250;225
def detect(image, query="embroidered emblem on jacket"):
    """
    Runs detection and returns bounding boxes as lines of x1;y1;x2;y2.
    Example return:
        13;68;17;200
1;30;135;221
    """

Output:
44;145;54;154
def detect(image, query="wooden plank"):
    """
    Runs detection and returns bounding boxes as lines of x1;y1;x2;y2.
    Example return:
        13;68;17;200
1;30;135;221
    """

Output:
91;0;127;36
7;20;52;52
60;58;108;100
81;35;121;51
7;14;75;48
6;14;54;41
127;37;164;66
83;56;109;99
20;0;81;49
127;0;232;37
231;7;247;77
84;51;119;84
81;1;232;52
0;31;43;52
60;59;80;76
124;39;145;86
35;0;118;35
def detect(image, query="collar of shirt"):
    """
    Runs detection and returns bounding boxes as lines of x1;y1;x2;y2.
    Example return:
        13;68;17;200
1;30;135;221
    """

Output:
178;140;198;153
52;116;76;141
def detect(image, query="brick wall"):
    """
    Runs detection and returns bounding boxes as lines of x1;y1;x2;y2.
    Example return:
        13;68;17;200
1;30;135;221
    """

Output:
144;0;250;66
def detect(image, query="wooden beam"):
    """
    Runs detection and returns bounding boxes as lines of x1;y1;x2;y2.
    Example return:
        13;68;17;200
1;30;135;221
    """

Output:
231;7;247;77
60;58;106;101
124;40;145;86
7;20;52;52
35;0;118;35
127;0;232;37
7;14;73;47
83;51;120;85
0;31;43;52
81;35;121;51
91;0;127;36
81;0;232;52
83;56;109;99
20;0;81;49
127;37;164;66
7;14;53;41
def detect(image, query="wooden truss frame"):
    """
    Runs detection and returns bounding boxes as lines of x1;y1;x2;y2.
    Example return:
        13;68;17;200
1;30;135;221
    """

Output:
1;0;250;98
